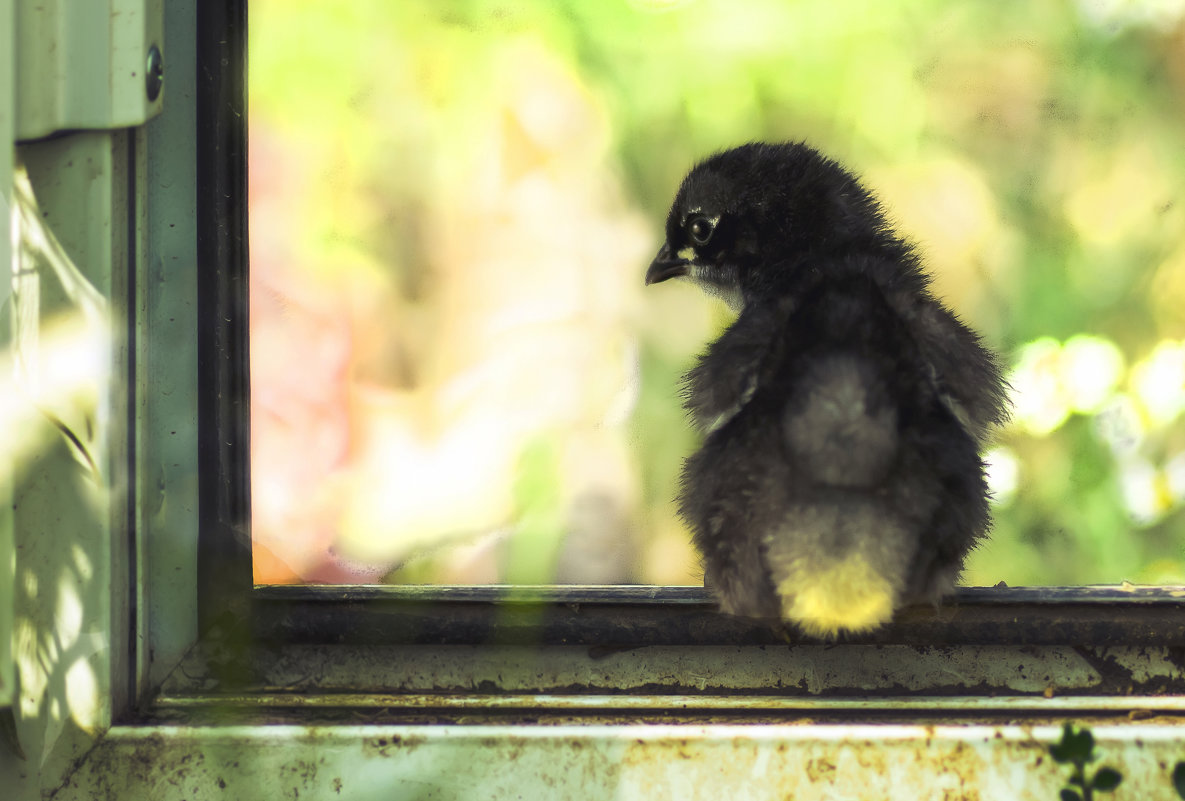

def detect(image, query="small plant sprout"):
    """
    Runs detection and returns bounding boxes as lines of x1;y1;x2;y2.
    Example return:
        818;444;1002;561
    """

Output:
1049;723;1122;801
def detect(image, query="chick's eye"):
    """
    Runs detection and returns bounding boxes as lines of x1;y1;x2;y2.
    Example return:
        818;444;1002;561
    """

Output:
688;215;715;246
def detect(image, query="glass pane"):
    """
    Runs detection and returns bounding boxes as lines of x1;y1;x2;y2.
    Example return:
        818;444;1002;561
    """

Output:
249;0;1185;586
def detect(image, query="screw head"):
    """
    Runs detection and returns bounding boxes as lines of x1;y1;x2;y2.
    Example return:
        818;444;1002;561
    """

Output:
146;45;164;102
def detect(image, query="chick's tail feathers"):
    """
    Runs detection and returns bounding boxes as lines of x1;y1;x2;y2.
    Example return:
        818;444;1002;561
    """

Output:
762;497;915;638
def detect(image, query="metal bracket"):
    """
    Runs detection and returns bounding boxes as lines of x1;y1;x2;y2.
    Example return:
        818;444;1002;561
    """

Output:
14;0;165;141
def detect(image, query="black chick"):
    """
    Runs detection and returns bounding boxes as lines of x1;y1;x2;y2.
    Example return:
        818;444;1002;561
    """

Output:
646;142;1009;638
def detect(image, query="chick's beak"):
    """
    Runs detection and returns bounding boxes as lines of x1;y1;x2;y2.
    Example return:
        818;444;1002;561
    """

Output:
645;243;690;286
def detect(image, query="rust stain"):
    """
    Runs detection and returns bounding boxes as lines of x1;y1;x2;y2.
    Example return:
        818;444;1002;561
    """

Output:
362;733;412;758
803;757;836;783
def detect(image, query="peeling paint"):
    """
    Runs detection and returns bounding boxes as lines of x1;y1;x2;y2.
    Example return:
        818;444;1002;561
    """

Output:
165;643;1185;699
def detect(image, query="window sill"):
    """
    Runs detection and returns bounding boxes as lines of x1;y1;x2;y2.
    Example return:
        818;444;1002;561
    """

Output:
248;584;1185;646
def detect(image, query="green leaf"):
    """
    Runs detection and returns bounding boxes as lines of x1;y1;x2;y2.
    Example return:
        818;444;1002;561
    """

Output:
1051;722;1096;764
1072;727;1096;763
1059;723;1096;764
1050;722;1075;764
1060;789;1082;801
1092;766;1122;792
1172;761;1185;799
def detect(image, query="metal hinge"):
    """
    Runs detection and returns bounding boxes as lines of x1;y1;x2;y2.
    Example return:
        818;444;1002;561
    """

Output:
14;0;164;141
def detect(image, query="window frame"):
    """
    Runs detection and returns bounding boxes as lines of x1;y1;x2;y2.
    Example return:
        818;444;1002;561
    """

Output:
194;0;253;629
150;0;1185;715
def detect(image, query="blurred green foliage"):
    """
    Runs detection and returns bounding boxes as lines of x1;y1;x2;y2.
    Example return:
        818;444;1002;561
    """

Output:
250;0;1185;586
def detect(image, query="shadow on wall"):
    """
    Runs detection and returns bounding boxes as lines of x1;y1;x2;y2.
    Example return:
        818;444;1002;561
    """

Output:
4;164;115;794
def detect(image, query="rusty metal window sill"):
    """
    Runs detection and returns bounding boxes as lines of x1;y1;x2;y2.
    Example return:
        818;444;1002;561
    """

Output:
149;583;1185;727
150;693;1185;716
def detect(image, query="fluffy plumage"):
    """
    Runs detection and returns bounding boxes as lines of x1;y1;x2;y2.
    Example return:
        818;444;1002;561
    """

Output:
646;142;1009;638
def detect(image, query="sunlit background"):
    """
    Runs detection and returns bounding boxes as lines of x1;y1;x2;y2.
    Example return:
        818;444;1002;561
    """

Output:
248;0;1185;586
